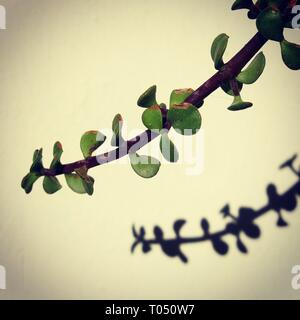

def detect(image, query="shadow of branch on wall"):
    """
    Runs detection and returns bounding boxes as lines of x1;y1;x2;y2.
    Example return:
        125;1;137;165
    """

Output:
131;154;300;263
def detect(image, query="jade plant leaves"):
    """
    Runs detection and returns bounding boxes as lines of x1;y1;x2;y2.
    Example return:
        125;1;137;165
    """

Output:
50;142;63;169
236;52;266;84
256;7;284;41
43;176;62;194
111;114;124;147
169;88;194;107
211;33;229;70
65;172;95;195
142;105;163;130
167;103;202;135
137;85;158;108
160;132;179;163
228;95;253;111
21;172;41;194
280;40;300;70
129;153;161;178
80;130;106;159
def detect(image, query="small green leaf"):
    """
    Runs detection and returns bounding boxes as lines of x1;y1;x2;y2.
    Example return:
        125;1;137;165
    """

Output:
82;177;95;196
50;142;63;169
160;132;179;163
137;85;157;108
221;79;243;96
211;33;229;70
65;173;87;194
236;52;266;84
169;88;194;107
111;114;124;147
43;176;62;194
167;103;202;135
231;0;253;10
228;95;253;111
30;148;44;173
21;172;40;194
280;40;300;71
256;7;284;41
129;153;161;179
80;130;106;159
142;105;163;130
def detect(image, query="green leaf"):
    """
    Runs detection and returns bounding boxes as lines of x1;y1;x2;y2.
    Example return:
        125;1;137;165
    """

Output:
43;176;62;194
169;88;194;107
50;141;63;169
65;173;87;194
160;132;179;163
142;105;163;130
280;40;300;71
167;103;202;135
21;172;40;194
231;0;253;10
236;52;266;84
137;85;157;108
129;153;161;179
80;130;106;159
211;33;229;70
228;95;253;111
30;148;43;173
111;114;124;147
221;79;243;96
82;177;95;196
256;7;284;41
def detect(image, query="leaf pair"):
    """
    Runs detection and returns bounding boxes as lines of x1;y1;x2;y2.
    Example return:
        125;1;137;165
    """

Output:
21;148;44;194
22;145;63;194
65;168;94;196
168;89;202;135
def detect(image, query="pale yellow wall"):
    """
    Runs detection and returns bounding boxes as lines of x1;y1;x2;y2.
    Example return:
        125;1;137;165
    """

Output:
0;0;299;299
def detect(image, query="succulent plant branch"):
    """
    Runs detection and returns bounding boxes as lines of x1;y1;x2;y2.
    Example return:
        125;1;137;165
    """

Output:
43;32;267;177
22;1;300;195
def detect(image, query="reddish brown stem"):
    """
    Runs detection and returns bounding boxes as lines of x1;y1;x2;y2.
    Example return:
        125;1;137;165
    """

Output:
42;32;268;177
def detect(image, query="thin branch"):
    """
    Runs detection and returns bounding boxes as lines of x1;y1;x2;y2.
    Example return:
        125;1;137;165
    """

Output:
42;32;268;177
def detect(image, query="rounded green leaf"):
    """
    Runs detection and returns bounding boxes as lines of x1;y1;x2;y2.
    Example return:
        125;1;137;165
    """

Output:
65;173;87;194
137;85;157;108
43;176;62;194
112;114;123;136
142;105;163;130
280;40;300;71
30;148;44;173
231;0;253;10
167;103;202;135
80;130;106;159
236;52;266;84
111;114;124;147
256;8;284;41
221;79;243;96
169;88;194;107
82;177;95;196
21;172;40;194
50;142;63;169
228;95;253;111
160;132;179;163
129;153;161;179
211;33;229;70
